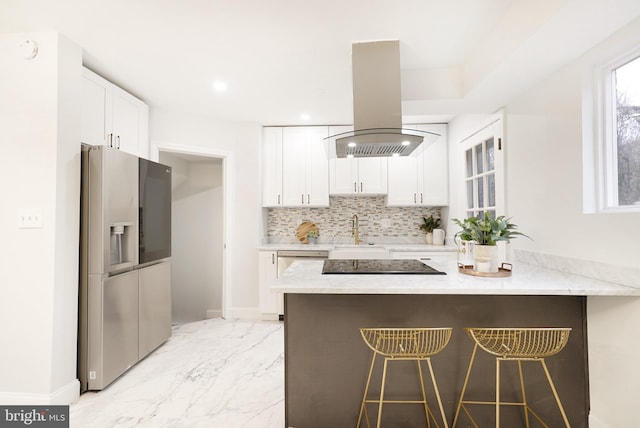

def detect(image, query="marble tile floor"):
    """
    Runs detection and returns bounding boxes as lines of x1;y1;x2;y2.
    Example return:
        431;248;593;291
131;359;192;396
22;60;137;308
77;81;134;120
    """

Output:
71;319;285;428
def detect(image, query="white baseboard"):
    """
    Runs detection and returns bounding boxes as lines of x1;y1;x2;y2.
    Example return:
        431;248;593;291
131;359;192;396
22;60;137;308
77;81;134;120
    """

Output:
223;306;261;320
206;309;223;319
260;313;280;321
0;379;80;405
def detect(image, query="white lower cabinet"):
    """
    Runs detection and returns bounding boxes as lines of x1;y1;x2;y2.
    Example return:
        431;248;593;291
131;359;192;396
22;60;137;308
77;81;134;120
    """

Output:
258;251;281;319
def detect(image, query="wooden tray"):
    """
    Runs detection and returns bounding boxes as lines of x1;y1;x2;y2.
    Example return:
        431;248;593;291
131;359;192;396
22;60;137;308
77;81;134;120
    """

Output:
458;262;512;277
296;221;319;244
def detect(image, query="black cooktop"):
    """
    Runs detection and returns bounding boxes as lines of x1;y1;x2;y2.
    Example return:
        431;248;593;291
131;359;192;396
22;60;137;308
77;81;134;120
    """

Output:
322;259;446;275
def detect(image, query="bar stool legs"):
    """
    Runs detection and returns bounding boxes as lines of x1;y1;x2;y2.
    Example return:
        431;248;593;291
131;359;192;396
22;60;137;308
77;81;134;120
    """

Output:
539;358;571;427
357;328;451;428
357;354;448;428
452;328;572;428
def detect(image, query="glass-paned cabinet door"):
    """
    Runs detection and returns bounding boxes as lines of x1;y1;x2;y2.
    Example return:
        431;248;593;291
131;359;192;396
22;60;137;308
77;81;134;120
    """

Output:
461;119;504;219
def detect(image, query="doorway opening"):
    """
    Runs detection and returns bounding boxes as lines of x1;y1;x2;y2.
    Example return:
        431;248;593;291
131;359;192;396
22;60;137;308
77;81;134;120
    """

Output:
153;143;232;323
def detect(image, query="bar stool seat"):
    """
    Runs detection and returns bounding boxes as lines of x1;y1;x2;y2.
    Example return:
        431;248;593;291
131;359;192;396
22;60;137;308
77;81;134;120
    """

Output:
357;327;452;428
452;327;572;428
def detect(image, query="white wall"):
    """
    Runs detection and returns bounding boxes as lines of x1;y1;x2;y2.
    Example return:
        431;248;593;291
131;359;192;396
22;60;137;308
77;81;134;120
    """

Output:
160;153;223;322
0;32;81;404
150;108;262;318
449;18;640;427
503;17;640;268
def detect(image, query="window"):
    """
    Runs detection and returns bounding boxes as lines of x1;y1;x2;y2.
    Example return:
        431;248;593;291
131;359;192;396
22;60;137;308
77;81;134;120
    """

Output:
585;46;640;213
460;118;504;219
613;56;640;207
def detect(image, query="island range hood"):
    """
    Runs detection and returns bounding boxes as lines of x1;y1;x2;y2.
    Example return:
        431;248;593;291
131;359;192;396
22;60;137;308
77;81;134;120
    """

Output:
326;40;440;158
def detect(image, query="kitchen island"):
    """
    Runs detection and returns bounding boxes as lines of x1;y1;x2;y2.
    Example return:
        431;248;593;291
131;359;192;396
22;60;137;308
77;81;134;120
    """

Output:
272;257;640;428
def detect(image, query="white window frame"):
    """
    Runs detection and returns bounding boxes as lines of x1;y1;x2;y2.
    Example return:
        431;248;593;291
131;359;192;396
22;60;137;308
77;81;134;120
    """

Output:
458;115;505;219
583;42;640;214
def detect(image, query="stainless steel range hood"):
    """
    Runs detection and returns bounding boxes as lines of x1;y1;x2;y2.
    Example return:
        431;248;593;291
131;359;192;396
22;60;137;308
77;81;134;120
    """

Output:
326;40;440;158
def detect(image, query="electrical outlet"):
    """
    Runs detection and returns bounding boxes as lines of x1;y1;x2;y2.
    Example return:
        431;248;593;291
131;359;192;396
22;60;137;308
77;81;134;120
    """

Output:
17;208;43;228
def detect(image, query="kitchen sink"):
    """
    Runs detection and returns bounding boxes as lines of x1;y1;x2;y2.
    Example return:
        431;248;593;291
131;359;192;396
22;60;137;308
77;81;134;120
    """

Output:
329;245;390;260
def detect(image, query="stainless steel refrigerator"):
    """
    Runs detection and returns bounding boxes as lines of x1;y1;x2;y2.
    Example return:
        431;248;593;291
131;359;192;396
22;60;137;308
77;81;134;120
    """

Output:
79;144;172;391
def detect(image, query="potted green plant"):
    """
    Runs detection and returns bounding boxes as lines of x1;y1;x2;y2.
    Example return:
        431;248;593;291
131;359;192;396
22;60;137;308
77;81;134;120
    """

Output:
452;212;530;272
306;230;318;244
419;215;441;244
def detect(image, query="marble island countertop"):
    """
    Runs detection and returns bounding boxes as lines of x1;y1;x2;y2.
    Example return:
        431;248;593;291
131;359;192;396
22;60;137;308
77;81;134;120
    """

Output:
257;242;458;252
270;259;640;296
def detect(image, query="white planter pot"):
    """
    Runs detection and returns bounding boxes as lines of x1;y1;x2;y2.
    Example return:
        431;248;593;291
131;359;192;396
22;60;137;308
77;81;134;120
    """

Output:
425;232;433;245
474;245;499;272
433;229;445;245
458;240;475;266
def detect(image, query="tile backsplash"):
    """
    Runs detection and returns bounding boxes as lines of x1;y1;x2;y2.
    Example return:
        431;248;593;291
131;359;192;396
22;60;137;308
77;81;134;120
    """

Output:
267;196;441;244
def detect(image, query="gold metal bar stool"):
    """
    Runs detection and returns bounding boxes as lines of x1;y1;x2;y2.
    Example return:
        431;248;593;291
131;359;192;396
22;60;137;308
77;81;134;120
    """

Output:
357;327;452;428
452;327;572;428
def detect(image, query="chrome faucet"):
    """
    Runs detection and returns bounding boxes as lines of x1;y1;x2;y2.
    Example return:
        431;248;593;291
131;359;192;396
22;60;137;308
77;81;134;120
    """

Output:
352;214;363;245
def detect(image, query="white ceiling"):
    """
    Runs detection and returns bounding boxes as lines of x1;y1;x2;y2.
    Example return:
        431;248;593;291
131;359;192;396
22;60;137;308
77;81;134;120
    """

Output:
3;0;640;126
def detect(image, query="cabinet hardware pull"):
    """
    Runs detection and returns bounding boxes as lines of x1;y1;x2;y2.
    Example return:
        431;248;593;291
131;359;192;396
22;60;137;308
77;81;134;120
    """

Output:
272;253;275;264
414;193;417;203
420;193;423;204
277;194;281;205
301;194;304;204
354;182;357;193
107;133;113;147
360;182;363;192
307;194;310;204
116;136;120;149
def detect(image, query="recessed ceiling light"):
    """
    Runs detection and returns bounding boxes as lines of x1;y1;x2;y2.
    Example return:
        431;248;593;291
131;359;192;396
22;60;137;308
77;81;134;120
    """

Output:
392;153;400;157
347;142;357;148
346;154;354;158
300;113;311;121
401;140;410;146
212;81;228;92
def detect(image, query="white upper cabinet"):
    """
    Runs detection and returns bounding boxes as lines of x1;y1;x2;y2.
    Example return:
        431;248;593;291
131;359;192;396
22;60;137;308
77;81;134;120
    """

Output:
262;124;446;207
417;124;449;206
262;127;284;207
387;156;419;205
282;126;329;207
282;127;308;206
111;86;148;157
81;67;149;158
331;158;388;195
329;126;388;195
81;70;110;147
387;124;448;206
262;126;329;207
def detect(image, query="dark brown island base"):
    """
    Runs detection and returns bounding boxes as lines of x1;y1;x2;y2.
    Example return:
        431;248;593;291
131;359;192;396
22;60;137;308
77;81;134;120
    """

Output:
284;293;588;428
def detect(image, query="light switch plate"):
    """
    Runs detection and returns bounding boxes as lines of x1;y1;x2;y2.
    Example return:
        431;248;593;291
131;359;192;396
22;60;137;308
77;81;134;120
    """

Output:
17;208;43;228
